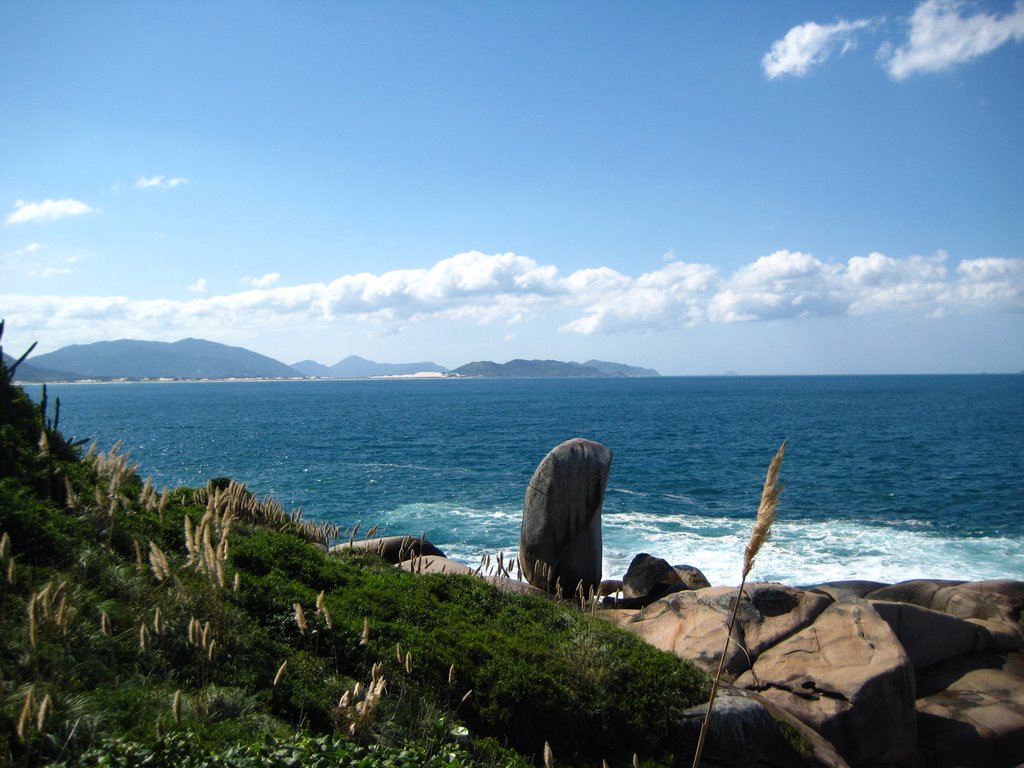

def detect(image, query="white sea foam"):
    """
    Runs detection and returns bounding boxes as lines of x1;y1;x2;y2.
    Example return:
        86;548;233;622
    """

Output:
601;515;1024;586
375;502;1024;587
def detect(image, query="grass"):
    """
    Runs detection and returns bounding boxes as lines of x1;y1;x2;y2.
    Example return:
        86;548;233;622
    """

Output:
0;327;710;768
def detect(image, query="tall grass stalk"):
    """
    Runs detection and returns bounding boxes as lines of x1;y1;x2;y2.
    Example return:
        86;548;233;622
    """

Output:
691;440;786;768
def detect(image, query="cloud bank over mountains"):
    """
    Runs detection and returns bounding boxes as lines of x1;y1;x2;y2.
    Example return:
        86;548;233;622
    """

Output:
763;0;1024;80
3;249;1020;351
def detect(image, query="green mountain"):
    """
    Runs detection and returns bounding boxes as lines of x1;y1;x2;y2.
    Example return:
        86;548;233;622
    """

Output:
2;352;82;382
16;336;657;382
28;338;300;380
583;359;660;377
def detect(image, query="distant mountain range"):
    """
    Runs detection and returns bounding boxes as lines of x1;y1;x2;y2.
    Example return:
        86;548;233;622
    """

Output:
1;353;81;383
291;355;449;378
7;337;659;381
27;339;298;380
450;359;659;378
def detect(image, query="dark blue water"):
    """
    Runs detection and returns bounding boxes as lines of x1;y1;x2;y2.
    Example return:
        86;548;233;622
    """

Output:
29;375;1024;585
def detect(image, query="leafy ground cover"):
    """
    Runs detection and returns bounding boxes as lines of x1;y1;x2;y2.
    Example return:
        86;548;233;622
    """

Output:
0;328;709;767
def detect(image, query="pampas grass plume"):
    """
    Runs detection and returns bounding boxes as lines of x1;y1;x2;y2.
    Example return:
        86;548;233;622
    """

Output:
692;440;786;768
743;440;786;579
273;660;288;686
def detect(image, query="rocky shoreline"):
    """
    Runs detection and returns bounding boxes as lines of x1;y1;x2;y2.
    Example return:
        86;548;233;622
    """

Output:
334;438;1024;768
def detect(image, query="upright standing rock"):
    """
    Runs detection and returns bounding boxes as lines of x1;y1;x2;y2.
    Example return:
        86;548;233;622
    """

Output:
520;438;611;596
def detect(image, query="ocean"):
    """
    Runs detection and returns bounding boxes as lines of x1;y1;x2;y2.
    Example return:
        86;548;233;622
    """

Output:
26;375;1024;587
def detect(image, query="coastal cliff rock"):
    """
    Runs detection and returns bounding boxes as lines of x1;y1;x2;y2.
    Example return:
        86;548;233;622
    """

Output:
601;577;1024;767
519;438;610;596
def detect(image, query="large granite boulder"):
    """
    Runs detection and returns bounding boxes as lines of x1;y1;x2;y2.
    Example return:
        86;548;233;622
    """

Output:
804;580;888;601
869;579;1024;651
519;438;611;596
675;564;711;590
621;553;688;604
607;554;712;609
675;686;849;768
869;599;989;670
735;597;917;767
916;650;1024;767
604;584;832;679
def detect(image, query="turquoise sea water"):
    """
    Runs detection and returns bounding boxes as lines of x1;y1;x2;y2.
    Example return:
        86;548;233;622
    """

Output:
29;375;1024;586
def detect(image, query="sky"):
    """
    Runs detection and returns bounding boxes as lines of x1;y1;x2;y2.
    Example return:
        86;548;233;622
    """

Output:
1;1;1022;375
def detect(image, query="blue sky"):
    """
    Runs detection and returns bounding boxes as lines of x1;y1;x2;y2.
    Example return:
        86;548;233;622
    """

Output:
2;1;1022;374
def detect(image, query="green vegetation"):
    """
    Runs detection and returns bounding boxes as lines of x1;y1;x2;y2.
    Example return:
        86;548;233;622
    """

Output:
0;325;708;767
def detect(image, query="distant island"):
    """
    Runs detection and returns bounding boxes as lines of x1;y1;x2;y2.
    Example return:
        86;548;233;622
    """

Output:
450;359;659;378
7;337;659;382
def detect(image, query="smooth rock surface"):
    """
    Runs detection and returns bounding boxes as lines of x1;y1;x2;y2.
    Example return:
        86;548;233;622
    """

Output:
870;579;1024;651
605;584;832;679
674;564;711;590
916;651;1024;768
735;598;917;767
804;580;888;601
519;438;611;596
869;599;989;670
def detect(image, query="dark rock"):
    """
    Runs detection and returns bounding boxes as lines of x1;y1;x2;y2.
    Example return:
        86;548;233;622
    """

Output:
519;438;611;596
675;686;849;768
332;535;445;564
622;553;685;602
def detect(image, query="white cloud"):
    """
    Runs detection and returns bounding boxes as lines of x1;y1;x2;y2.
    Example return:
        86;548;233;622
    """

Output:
1;250;1021;352
763;18;874;78
4;198;93;225
136;175;190;189
844;251;951;314
881;0;1024;79
562;262;717;335
952;256;1024;308
244;272;281;288
188;277;208;293
708;250;846;321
